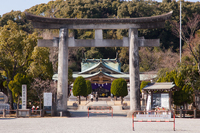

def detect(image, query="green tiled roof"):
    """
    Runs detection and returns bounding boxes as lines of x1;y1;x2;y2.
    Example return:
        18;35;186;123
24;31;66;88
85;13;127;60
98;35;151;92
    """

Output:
52;72;157;81
81;58;121;72
52;58;157;81
79;61;124;74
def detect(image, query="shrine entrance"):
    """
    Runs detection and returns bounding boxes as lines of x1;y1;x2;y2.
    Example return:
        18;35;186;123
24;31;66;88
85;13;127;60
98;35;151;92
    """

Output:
93;87;110;97
92;82;111;97
26;11;172;116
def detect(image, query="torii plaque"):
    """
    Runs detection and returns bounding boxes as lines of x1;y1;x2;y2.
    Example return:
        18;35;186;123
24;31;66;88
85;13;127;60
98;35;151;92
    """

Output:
26;11;172;116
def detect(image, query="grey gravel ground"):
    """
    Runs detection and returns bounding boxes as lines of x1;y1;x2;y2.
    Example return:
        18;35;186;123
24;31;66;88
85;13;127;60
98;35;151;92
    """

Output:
0;116;200;133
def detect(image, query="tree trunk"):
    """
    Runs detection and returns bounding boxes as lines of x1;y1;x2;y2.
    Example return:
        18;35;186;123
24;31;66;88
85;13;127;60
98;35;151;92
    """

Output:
6;71;14;110
198;62;200;74
198;44;200;74
17;96;20;109
191;84;197;109
183;103;185;118
7;86;14;110
121;96;123;105
115;96;117;101
193;93;196;109
79;96;81;104
39;98;42;110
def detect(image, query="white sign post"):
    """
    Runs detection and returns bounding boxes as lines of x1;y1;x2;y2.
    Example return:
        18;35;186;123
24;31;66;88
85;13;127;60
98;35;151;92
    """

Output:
161;93;169;109
22;85;27;109
43;93;52;106
146;95;151;111
43;93;52;115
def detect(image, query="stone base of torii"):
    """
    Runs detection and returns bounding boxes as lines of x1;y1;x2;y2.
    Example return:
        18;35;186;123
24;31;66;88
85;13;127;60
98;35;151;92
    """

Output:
26;11;172;116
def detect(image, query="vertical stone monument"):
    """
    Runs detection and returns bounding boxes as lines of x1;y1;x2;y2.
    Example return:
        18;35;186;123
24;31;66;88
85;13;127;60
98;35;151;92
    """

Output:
22;84;27;109
69;87;78;101
19;84;30;117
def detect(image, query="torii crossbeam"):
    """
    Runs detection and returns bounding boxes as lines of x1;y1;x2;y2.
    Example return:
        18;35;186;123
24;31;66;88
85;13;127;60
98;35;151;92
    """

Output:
26;11;173;116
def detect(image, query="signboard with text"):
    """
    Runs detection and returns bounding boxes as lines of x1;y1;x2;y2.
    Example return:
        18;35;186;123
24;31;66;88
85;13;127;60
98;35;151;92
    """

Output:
152;93;161;109
136;114;171;119
161;93;169;109
22;85;27;109
43;93;52;106
151;93;169;110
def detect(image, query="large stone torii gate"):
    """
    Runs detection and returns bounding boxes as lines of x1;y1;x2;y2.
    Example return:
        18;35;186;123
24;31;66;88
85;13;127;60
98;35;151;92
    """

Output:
26;11;172;116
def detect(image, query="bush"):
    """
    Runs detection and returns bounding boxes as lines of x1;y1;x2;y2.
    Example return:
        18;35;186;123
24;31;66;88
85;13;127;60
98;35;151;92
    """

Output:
86;80;92;95
140;81;151;92
111;78;128;104
73;76;87;104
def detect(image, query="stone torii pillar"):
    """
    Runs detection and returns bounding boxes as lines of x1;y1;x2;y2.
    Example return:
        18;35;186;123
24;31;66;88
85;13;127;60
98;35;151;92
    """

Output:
57;28;68;115
129;28;140;112
26;11;173;116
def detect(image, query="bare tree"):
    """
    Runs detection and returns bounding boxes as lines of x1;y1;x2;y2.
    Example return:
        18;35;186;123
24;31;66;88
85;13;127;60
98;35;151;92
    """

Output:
139;47;179;72
41;30;81;72
30;78;56;109
171;14;200;109
160;49;180;70
170;13;200;72
40;30;59;73
139;47;161;71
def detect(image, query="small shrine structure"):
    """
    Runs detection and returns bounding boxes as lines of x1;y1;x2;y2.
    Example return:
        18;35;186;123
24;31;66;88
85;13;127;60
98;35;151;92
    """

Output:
142;82;179;111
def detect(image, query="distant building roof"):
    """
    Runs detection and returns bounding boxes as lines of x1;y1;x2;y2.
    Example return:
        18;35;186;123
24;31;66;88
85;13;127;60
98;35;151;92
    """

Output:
52;58;158;82
81;58;121;72
52;72;157;81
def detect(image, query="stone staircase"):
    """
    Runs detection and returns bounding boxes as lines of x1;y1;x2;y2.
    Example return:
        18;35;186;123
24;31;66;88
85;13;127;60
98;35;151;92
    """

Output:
67;97;130;112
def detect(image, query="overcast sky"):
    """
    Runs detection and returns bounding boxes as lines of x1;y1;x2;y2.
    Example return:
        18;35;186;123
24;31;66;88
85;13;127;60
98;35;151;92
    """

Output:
0;0;199;17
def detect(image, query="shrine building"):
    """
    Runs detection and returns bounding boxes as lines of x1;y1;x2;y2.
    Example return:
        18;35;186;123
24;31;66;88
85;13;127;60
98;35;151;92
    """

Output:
53;58;157;97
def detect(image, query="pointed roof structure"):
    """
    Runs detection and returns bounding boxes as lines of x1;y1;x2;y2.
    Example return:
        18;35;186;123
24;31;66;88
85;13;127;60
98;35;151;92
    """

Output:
53;58;157;84
142;82;180;92
80;58;123;74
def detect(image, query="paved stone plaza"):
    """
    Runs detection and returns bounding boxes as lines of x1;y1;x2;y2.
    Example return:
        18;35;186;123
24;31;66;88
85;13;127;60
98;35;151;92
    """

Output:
0;116;200;133
1;101;199;133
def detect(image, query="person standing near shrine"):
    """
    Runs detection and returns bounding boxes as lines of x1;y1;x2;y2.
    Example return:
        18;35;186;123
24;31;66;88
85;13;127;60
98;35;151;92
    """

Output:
96;92;98;102
90;94;94;102
32;106;35;113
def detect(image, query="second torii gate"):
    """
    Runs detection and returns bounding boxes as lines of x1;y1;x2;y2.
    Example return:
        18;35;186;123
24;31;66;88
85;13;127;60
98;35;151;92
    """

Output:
26;11;173;116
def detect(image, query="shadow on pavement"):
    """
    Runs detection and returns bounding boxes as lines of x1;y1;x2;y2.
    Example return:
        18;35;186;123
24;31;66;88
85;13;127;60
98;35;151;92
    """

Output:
70;111;88;117
0;118;16;120
69;111;127;117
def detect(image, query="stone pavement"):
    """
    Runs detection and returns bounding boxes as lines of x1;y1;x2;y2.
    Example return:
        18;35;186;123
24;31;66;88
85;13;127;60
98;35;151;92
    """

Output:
0;117;200;133
87;101;108;106
1;100;199;133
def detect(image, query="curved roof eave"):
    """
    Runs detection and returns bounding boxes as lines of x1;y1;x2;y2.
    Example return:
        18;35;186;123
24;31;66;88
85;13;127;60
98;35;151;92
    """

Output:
101;62;124;74
79;62;101;74
142;82;180;91
25;11;173;25
78;62;124;74
83;71;116;79
75;71;115;79
84;71;102;78
83;72;130;79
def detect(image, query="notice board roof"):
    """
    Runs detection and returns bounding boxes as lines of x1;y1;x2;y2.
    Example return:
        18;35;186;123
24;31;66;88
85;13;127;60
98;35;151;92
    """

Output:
142;82;180;92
